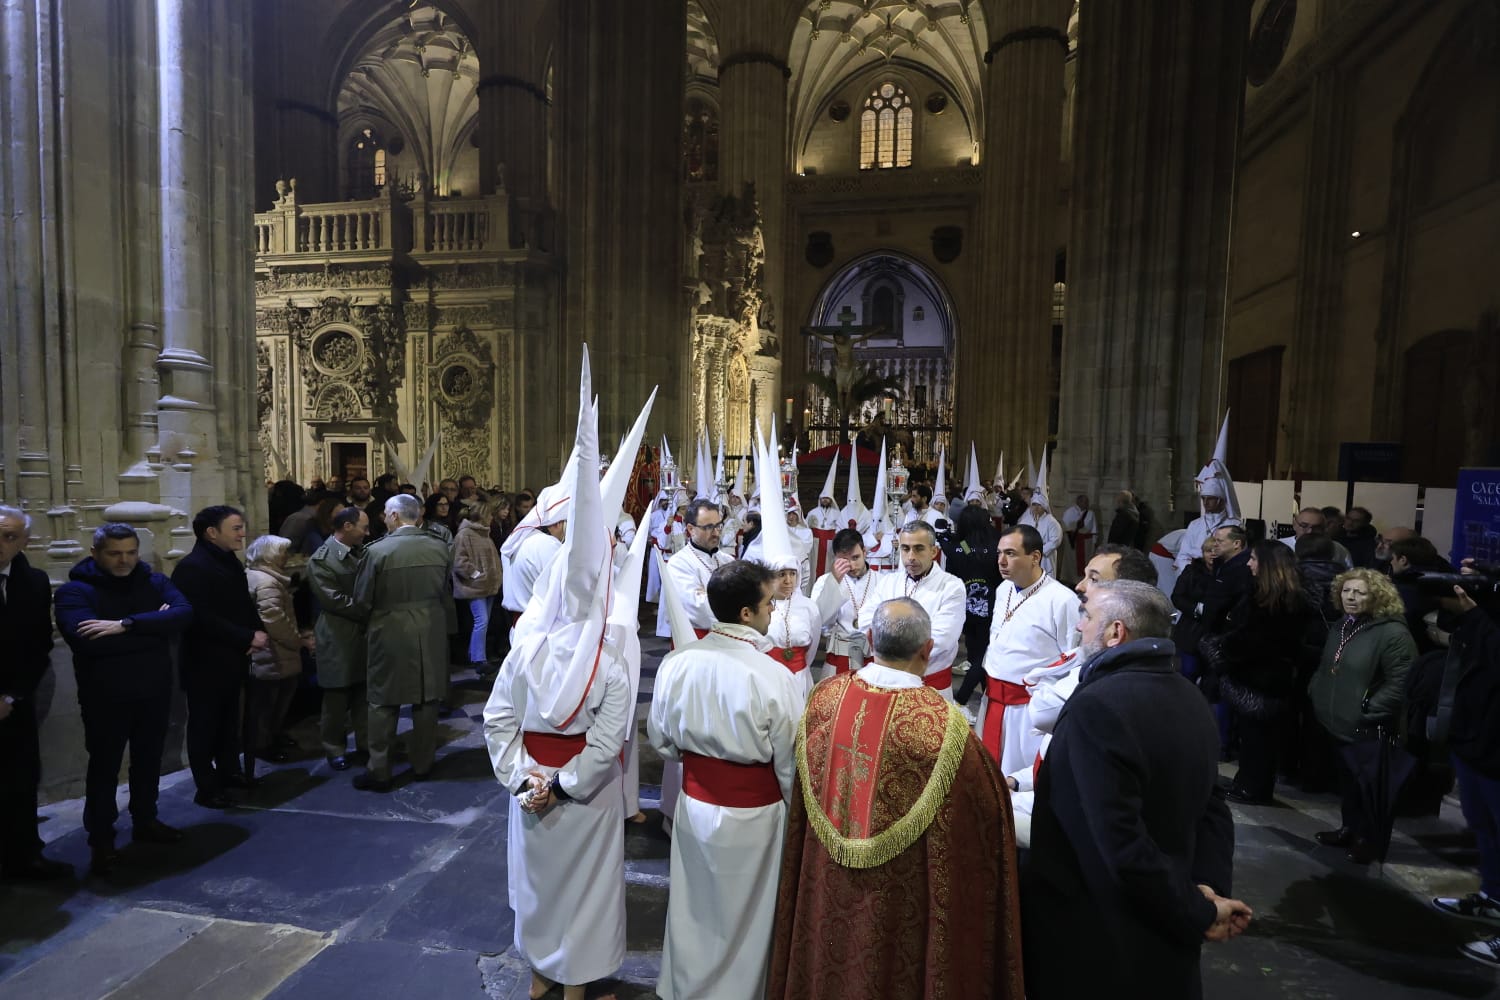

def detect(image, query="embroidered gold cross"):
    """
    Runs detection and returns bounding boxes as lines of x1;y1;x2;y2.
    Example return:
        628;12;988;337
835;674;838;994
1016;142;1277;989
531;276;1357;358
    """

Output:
833;699;875;837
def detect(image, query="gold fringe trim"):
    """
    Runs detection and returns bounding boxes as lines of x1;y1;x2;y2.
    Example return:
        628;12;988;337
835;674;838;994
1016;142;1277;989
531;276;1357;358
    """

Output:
797;696;971;869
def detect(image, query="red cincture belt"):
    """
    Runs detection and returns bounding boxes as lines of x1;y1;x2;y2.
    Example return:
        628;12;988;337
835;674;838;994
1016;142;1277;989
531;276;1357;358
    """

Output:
681;751;782;807
773;647;809;674
523;731;588;768
924;666;953;691
825;653;851;675
980;678;1032;761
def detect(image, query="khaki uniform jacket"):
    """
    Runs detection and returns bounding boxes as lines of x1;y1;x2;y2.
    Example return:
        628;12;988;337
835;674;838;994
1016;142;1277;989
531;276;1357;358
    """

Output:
308;538;367;688
353;525;456;705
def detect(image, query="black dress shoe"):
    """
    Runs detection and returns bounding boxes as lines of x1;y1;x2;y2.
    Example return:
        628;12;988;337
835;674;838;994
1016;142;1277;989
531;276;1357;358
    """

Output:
193;790;233;809
1315;827;1354;848
5;856;73;881
90;846;122;876
352;771;392;793
326;755;351;772
133;819;184;845
1225;786;1272;806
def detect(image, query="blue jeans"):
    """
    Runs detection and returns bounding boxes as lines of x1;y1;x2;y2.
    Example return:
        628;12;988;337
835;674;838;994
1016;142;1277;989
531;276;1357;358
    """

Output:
468;595;495;665
1455;755;1500;899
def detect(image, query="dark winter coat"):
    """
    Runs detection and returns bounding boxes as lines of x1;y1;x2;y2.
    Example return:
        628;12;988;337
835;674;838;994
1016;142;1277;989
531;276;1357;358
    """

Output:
1170;559;1215;657
1296;559;1343;625
1445;607;1500;777
1341;525;1379;569
54;558;193;700
1023;637;1234;1000
171;540;265;692
1308;614;1416;743
1216;596;1312;699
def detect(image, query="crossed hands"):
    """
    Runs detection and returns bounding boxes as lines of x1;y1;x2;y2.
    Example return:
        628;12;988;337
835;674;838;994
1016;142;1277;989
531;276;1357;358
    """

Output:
78;603;171;639
248;630;270;655
520;769;555;815
1199;884;1253;943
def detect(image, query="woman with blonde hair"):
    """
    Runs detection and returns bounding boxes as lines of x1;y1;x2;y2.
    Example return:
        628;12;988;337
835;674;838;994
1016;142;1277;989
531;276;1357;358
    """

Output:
244;534;313;779
453;496;504;666
1307;567;1417;863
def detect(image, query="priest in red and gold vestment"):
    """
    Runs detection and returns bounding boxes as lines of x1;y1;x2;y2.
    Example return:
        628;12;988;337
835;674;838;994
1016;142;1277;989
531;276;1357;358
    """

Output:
768;596;1025;1000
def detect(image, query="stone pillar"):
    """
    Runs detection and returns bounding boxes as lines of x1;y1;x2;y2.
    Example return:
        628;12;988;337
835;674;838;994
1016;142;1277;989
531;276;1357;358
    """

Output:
1283;70;1352;479
713;4;792;439
957;0;1071;467
556;1;685;462
474;0;552;249
0;0;82;577
1054;1;1250;525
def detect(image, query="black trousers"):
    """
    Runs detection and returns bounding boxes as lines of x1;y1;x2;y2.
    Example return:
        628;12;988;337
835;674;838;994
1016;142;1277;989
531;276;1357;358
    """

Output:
0;703;43;869
185;680;243;795
1335;745;1377;843
80;688;171;846
1233;714;1278;800
954;619;992;705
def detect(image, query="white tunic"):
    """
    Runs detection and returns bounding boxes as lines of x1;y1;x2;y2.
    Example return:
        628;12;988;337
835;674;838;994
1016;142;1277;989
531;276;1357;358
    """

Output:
1008;653;1081;849
502;530;563;614
979;576;1080;775
655;543;733;638
1018;511;1065;577
483;646;631;986
647;624;803;1000
806;504;843;531
855;565;966;697
1174;511;1238;570
645;507;668;602
811;568;881;678
766;593;821;700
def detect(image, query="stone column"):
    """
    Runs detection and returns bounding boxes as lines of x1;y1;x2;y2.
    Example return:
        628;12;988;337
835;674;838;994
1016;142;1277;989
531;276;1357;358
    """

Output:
1283;69;1352;478
713;3;794;440
1054;1;1250;524
555;1;685;463
956;0;1071;467
474;0;552;249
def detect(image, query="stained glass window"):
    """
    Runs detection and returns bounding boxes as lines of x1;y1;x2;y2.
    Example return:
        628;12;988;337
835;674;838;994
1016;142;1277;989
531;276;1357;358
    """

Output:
859;82;914;170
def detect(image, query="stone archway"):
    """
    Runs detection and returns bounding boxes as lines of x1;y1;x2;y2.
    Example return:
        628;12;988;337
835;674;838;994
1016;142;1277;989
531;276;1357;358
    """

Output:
802;251;957;466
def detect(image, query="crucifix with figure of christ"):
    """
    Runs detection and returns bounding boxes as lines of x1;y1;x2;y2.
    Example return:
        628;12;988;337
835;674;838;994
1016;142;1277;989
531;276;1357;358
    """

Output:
802;305;887;417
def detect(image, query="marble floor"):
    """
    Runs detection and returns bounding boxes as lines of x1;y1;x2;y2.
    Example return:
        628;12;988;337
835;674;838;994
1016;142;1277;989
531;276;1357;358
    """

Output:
1;631;1498;999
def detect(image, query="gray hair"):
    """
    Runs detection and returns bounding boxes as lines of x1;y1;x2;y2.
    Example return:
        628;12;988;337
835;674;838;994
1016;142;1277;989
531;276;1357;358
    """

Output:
871;597;932;661
385;493;421;524
91;522;139;549
245;534;291;567
897;520;938;546
1085;580;1174;640
0;505;31;532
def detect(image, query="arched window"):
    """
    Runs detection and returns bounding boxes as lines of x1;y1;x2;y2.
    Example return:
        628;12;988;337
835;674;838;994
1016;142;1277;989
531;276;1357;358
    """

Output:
347;127;385;199
859;83;914;170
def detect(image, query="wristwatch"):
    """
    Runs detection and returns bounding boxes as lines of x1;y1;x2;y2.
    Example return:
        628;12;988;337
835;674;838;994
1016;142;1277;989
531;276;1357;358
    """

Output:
120;617;135;630
548;773;571;802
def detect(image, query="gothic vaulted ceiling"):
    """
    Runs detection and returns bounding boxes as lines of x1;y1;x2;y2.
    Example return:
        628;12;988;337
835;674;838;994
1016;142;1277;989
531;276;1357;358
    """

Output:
787;0;988;160
336;3;480;195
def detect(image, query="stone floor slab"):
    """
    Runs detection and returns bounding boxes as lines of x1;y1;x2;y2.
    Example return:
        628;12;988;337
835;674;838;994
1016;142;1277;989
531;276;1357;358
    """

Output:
102;918;329;1000
0;907;211;1000
265;939;485;1000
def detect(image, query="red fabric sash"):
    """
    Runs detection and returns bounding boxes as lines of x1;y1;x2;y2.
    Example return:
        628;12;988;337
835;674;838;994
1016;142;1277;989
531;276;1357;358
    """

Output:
923;667;953;691
1073;531;1094;577
811;526;837;577
825;652;851;675
771;646;809;674
1033;750;1043;786
682;751;781;807
980;678;1031;761
523;731;588;768
668;627;712;652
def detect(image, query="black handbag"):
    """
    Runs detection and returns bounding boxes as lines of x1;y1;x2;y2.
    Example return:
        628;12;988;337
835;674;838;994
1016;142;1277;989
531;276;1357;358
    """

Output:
1220;675;1283;721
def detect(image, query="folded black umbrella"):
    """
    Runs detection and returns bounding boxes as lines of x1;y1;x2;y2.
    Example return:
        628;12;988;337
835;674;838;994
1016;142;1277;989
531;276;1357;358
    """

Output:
1339;728;1417;864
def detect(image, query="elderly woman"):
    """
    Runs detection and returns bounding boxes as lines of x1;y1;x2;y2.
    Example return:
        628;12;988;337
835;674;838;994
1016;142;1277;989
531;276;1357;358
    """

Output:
453;498;504;666
1307;568;1418;863
244;534;313;779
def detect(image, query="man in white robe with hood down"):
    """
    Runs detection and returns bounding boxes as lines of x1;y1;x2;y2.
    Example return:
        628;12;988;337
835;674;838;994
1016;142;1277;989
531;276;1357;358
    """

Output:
483;350;636;1000
649;555;803;1000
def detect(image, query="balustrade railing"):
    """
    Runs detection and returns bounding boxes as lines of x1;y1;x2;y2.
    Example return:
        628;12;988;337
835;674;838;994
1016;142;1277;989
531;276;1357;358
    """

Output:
254;185;507;260
297;204;384;253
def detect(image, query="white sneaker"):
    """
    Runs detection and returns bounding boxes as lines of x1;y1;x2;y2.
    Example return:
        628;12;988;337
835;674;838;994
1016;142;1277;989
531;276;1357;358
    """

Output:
1459;936;1500;968
959;703;980;729
1433;893;1500;925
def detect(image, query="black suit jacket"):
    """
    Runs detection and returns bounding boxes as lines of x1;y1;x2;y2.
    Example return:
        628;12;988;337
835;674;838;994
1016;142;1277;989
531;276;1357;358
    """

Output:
170;541;264;690
1022;637;1235;1000
0;552;55;705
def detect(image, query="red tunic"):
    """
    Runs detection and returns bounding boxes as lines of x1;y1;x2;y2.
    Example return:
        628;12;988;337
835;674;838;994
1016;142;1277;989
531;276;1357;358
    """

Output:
768;673;1025;999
